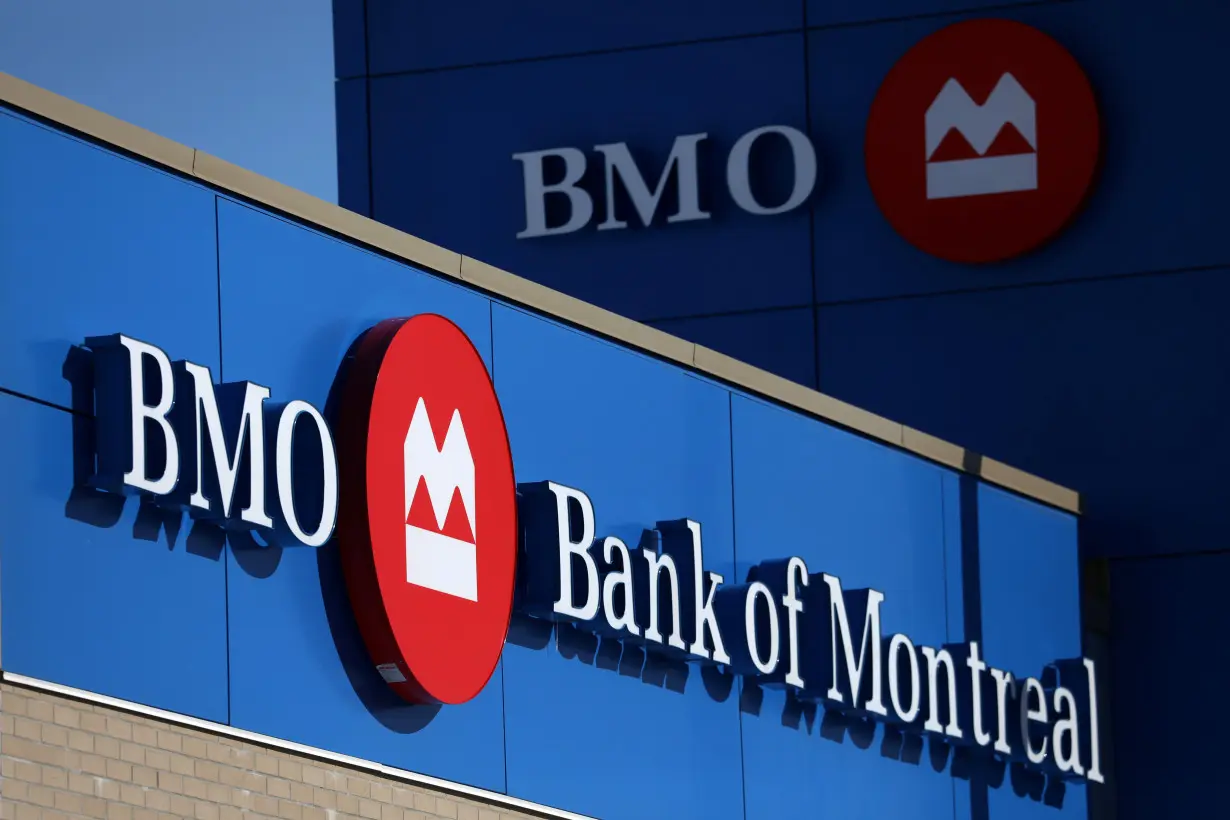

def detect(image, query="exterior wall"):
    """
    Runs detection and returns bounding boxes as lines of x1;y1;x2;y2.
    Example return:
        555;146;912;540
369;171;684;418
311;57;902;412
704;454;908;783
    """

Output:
0;683;537;820
334;2;1230;815
1;85;1090;820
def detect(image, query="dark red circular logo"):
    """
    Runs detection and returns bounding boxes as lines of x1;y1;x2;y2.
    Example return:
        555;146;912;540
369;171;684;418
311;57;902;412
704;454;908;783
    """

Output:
337;314;517;705
865;19;1100;263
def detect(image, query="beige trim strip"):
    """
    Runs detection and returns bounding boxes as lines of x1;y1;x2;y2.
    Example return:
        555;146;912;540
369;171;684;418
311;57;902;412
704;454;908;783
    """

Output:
1;671;596;820
0;71;1080;514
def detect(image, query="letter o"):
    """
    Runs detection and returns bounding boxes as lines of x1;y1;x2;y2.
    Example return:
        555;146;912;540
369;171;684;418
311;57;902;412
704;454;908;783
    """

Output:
275;400;339;547
888;633;921;723
726;125;818;216
745;581;781;675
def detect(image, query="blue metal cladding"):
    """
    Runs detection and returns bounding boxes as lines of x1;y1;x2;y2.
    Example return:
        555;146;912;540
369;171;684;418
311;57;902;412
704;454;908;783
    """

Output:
0;107;1088;819
366;33;813;321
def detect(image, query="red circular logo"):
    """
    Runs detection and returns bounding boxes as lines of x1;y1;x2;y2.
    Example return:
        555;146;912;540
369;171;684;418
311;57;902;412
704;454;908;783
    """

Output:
865;19;1100;263
337;315;517;705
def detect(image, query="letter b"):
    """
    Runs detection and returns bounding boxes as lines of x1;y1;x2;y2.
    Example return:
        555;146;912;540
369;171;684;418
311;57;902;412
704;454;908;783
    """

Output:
513;148;594;238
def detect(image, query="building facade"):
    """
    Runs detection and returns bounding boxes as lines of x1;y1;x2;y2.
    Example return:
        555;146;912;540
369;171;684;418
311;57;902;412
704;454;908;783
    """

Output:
1;74;1100;820
334;2;1230;817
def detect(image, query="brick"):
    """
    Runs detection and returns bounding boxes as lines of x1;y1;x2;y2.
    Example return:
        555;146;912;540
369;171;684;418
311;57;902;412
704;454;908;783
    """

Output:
278;800;303;820
301;765;325;788
392;788;416;809
277;758;303;781
184;777;210;799
107;804;133;820
134;765;159;787
53;789;84;814
206;783;231;803
170;753;196;776
253;795;280;815
435;798;459;819
99;778;121;801
2;689;30;715
206;741;235;764
196;802;220;820
69;728;95;752
107;717;134;741
348;777;372;798
120;782;146;806
1;777;29;801
478;810;500;820
0;714;13;735
256;753;281;776
194;759;220;781
302;809;328;820
268;777;292;799
6;735;65;767
413;792;436;813
53;704;81;728
220;808;245;820
27;697;53;722
120;741;146;765
42;764;69;789
133;810;159;820
14;716;42;740
29;783;57;807
337;794;360;814
371;782;392;803
325;770;347;790
145;748;171;771
146;790;172;812
456;806;479;820
182;736;208;758
169;795;196;817
69;771;96;794
156;730;183;752
82;796;109;819
291;781;314;803
380;805;401;820
81;752;108;776
42;723;69;747
95;735;121;759
157;770;183;793
12;758;40;782
14;804;39;820
359;799;382;820
106;758;134;781
133;724;158;747
81;711;109;733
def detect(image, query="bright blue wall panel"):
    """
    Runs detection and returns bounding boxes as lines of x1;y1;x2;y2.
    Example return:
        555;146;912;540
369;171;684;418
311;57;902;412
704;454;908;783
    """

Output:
973;483;1086;820
816;267;1230;560
1109;552;1230;820
0;393;230;722
367;34;812;320
809;0;1230;304
364;0;802;75
649;308;818;390
0;112;220;410
732;394;957;820
493;304;744;820
215;200;507;789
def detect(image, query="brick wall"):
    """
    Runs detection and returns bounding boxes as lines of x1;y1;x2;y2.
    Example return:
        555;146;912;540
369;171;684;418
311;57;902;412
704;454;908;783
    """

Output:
0;684;549;820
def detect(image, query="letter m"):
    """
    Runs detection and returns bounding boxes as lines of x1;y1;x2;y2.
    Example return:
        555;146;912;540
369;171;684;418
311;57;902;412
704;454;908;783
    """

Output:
593;134;711;230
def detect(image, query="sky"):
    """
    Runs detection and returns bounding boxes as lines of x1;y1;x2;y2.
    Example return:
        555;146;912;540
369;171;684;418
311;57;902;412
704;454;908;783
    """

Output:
0;0;338;203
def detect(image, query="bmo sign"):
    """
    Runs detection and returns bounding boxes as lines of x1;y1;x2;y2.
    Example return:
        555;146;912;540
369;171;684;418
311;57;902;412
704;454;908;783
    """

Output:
512;125;819;239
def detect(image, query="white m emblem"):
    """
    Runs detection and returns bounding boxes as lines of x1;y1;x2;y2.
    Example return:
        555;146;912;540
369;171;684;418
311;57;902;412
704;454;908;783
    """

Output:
403;396;478;601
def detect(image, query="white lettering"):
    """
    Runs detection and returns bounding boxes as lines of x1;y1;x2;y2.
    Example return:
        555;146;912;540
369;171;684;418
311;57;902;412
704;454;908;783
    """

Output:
117;336;179;495
547;482;600;620
643;549;687;651
1085;658;1104;783
726;125;817;215
822;575;888;716
183;363;273;528
782;557;808;688
683;521;729;663
600;536;640;637
1020;676;1049;764
990;667;1016;755
273;401;337;547
921;646;964;739
745;581;780;675
1052;686;1085;776
594;134;710;230
966;642;992;746
513;147;594;238
888;633;921;723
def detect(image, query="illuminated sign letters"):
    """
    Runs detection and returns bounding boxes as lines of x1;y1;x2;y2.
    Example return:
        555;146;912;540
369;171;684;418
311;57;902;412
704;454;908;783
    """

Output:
513;125;818;239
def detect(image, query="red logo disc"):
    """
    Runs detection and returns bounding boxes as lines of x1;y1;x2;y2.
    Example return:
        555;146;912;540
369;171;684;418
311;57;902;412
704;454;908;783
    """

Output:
337;314;517;705
865;19;1101;263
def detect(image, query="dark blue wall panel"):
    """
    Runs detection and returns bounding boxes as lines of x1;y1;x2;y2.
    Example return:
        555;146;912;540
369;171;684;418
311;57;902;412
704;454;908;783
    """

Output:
1109;552;1230;820
650;309;818;389
806;0;1040;27
0;111;220;410
732;395;958;820
0;393;230;723
493;305;744;820
336;79;370;217
815;268;1230;560
809;0;1230;304
215;200;507;789
332;0;367;79
365;0;803;74
367;34;812;320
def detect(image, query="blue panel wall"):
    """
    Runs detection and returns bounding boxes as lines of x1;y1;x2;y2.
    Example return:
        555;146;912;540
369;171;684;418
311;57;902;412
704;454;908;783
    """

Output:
215;200;507;789
649;309;818;390
493;307;743;820
364;0;802;74
366;34;812;321
0;106;1091;819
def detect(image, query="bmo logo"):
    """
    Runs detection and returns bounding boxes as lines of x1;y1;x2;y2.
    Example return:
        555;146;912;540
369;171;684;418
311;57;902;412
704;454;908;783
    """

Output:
865;19;1101;263
336;315;517;705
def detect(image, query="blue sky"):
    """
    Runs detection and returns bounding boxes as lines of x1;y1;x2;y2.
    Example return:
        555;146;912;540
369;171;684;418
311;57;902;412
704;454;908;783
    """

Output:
0;0;337;203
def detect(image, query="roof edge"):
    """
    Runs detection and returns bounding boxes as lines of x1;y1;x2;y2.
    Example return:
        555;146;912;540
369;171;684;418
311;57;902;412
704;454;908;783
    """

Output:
0;71;1081;515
